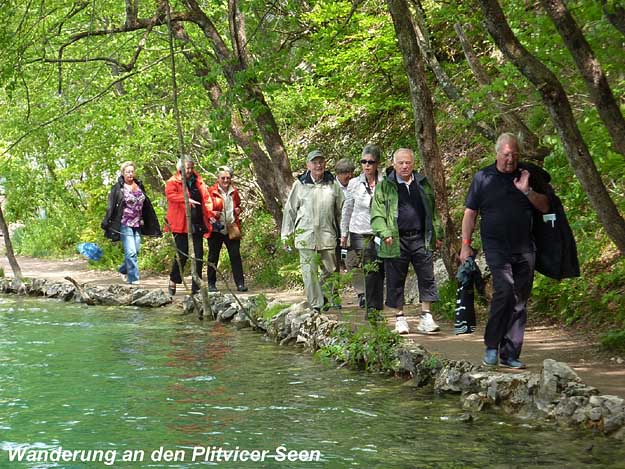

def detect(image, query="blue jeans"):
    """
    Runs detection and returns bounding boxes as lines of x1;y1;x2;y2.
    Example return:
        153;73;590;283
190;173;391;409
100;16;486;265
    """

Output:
119;225;141;283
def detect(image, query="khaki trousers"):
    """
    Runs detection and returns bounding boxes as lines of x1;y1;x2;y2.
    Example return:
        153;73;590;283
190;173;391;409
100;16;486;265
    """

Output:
298;248;337;309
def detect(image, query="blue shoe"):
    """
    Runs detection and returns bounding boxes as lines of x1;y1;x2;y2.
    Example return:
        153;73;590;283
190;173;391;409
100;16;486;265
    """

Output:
482;348;498;366
500;358;526;369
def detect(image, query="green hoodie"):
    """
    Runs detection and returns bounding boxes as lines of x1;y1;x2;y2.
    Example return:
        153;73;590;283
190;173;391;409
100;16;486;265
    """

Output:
370;170;441;258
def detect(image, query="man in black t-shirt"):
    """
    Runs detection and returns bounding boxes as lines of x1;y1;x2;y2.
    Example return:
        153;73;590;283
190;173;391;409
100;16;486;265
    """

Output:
459;133;550;369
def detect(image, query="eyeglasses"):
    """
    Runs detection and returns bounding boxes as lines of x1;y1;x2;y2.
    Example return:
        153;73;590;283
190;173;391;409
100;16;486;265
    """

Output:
360;159;377;165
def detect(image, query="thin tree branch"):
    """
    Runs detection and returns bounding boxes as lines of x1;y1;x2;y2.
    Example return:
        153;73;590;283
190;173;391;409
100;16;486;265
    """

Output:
454;22;550;160
541;0;625;159
241;0;281;50
54;5;190;94
31;55;134;69
408;0;497;141
2;56;169;156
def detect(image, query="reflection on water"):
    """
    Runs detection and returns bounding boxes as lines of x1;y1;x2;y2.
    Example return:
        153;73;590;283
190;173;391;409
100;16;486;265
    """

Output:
1;296;624;468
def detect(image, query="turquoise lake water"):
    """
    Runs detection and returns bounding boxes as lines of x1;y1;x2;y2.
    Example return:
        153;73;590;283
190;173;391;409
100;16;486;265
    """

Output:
1;295;625;468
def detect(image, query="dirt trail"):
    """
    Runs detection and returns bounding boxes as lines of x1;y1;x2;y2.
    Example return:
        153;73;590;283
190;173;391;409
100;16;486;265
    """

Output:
2;251;625;398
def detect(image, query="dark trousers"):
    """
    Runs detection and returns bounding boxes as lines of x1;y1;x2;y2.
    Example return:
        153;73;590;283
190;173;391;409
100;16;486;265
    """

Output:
484;250;536;360
349;233;385;310
170;233;204;292
385;233;438;309
207;232;245;287
335;242;345;272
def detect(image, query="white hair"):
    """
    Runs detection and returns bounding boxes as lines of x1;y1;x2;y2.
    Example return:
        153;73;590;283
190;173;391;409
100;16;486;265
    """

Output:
217;165;233;177
176;156;194;172
120;161;135;174
392;148;414;163
495;133;519;154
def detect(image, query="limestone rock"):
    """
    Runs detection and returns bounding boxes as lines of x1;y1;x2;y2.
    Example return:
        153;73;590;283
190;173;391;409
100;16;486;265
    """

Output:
462;393;487;412
434;360;477;393
232;311;251;329
130;289;172;307
536;359;582;408
218;305;239;321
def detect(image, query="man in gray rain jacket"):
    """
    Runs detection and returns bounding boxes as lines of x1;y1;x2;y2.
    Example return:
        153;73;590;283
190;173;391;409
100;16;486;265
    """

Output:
281;150;344;312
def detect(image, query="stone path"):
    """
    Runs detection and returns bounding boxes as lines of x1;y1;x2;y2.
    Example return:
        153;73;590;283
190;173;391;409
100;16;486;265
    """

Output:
2;252;625;398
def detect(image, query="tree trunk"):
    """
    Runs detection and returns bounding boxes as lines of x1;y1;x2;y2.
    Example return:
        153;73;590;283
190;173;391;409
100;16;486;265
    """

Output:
601;0;625;38
184;0;294;207
387;0;457;276
171;21;290;226
454;22;550;162
540;0;625;159
410;0;497;142
227;0;294;204
208;83;289;227
478;0;625;255
0;204;24;286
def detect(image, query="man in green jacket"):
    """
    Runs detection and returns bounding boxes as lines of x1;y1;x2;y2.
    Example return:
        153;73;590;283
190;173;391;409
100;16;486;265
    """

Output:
281;150;345;312
371;148;442;334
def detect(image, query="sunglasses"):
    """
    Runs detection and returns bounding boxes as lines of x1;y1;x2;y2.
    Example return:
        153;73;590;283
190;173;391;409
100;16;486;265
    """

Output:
360;159;377;165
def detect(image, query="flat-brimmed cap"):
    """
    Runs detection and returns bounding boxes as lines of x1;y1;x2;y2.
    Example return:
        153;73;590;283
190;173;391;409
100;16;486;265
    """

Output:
306;149;325;162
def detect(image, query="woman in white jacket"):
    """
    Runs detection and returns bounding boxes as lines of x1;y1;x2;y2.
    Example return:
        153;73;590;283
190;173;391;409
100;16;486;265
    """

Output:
340;144;385;315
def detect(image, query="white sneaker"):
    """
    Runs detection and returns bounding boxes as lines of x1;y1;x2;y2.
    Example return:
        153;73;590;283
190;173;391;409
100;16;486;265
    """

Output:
394;315;410;334
120;273;127;282
417;312;440;333
130;280;140;286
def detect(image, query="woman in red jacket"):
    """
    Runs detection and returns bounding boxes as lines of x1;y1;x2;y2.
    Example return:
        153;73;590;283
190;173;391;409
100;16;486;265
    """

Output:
206;166;247;292
165;158;214;295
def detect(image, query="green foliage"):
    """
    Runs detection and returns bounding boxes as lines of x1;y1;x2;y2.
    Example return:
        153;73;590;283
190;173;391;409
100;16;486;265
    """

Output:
530;137;625;333
0;266;4;278
431;279;458;321
136;236;174;275
532;257;625;329
315;320;401;373
245;293;290;322
421;354;442;371
12;217;81;258
261;302;291;321
322;270;351;308
239;211;302;288
600;329;625;353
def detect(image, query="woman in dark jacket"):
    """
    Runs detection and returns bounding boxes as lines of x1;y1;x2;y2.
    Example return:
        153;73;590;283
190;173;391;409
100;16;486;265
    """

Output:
101;161;161;285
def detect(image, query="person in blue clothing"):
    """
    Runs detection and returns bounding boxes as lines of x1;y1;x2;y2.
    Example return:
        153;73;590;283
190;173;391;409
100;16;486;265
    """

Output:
459;133;550;369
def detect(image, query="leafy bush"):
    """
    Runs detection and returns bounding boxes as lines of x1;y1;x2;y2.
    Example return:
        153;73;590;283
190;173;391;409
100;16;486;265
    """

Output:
600;329;625;353
239;211;302;288
432;279;458;321
315;319;401;372
12;217;81;258
532;243;625;329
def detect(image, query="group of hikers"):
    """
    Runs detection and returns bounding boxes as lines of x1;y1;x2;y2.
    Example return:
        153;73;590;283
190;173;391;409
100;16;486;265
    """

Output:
280;132;559;370
102;159;247;296
102;132;558;370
